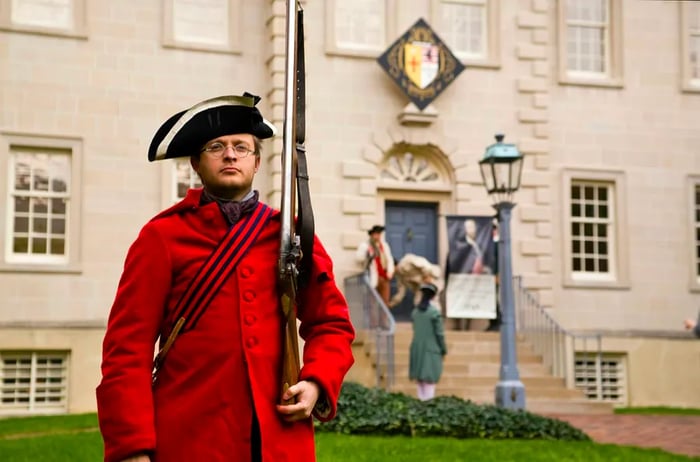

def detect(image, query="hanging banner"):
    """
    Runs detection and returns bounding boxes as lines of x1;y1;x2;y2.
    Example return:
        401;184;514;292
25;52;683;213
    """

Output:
444;215;497;319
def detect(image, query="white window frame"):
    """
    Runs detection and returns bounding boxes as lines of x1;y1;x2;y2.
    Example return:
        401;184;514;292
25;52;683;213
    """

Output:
0;351;69;416
681;1;700;93
162;0;242;54
557;0;623;88
561;168;629;289
167;159;202;205
0;0;87;38
430;0;500;69
0;133;82;274
325;0;397;58
688;175;700;291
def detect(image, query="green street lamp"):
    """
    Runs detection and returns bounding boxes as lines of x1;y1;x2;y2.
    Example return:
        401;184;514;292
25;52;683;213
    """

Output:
479;133;526;410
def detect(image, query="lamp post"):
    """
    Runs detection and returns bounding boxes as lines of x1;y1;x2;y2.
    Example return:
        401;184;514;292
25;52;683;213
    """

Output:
479;133;526;410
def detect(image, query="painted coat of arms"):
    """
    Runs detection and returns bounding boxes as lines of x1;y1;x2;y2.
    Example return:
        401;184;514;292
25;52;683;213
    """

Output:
377;18;465;111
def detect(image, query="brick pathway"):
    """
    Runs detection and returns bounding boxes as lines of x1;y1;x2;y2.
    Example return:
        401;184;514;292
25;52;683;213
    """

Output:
547;414;700;458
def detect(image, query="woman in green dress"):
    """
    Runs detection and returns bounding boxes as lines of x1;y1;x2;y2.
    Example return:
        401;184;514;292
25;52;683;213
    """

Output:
409;282;447;401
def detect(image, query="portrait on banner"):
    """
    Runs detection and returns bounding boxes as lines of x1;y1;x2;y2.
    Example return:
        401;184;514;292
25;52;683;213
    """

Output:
444;216;497;319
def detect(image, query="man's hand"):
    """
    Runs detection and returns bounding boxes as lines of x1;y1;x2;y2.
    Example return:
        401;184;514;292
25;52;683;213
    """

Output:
684;318;697;331
275;380;319;422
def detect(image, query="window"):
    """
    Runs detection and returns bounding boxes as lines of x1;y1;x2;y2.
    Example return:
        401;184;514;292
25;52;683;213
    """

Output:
431;0;500;68
173;159;201;203
570;181;613;278
0;351;69;415
163;0;242;54
0;0;87;38
681;1;700;92
325;0;396;57
562;169;628;288
558;0;623;87
0;134;82;272
378;143;452;192
574;353;626;405
690;177;700;291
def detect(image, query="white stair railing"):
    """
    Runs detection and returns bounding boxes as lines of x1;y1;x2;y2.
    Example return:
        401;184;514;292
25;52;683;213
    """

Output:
343;271;395;390
514;276;601;390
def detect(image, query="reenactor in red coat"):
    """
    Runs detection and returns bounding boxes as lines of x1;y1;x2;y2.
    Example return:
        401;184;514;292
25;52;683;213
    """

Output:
96;93;355;462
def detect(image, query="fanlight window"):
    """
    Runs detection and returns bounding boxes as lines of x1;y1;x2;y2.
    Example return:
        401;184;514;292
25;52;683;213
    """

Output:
380;152;441;183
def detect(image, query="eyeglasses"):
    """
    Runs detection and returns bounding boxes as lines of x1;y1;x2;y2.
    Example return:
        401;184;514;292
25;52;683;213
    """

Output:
200;142;256;159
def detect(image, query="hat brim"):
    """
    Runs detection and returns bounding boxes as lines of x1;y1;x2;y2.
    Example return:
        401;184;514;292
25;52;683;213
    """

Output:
148;95;276;161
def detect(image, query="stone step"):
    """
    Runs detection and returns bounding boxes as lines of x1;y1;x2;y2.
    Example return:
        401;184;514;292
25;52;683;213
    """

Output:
393;361;551;377
393;374;567;389
392;382;585;400
355;324;614;415
391;350;544;364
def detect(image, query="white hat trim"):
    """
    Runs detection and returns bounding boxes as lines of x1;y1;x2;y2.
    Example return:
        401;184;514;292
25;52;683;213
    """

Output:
155;95;256;161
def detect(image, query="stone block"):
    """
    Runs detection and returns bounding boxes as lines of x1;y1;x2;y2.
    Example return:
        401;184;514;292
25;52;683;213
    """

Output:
519;205;550;222
342;161;375;178
519;239;552;256
517;43;547;60
517;11;548;29
517;77;548;93
342;196;376;214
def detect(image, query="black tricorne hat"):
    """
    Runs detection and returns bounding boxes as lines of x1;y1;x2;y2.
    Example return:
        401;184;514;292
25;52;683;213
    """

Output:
148;93;276;161
367;225;385;235
419;282;438;296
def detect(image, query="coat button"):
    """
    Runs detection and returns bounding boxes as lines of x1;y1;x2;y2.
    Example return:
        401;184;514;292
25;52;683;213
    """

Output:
240;266;253;278
243;290;256;302
244;314;257;326
246;337;258;348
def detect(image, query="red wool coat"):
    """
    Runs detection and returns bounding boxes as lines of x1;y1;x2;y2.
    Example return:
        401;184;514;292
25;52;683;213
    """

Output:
96;189;355;462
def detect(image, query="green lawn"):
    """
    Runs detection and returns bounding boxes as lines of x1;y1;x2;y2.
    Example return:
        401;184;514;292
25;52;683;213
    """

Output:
0;413;696;462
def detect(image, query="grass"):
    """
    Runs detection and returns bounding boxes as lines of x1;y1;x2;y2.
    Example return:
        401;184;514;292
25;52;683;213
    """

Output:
615;407;700;416
0;413;697;462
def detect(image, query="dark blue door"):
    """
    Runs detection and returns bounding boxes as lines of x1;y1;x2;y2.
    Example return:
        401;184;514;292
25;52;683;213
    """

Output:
385;201;438;322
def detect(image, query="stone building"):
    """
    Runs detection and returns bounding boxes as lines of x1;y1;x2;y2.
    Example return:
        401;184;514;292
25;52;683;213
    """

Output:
0;0;698;416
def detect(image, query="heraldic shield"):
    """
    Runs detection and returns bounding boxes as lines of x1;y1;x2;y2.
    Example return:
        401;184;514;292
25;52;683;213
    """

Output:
377;18;465;110
404;42;439;89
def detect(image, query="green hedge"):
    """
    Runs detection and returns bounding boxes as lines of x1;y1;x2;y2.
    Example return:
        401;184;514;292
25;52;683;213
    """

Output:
315;382;590;441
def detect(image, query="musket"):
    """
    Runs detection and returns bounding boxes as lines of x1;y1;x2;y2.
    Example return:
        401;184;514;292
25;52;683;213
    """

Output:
278;0;313;406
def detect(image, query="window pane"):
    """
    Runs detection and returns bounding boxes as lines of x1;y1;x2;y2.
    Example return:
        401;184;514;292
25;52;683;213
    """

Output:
598;241;608;255
572;203;581;217
15;197;29;213
51;218;66;234
13;237;28;254
50;239;65;255
33;217;48;233
14;216;29;233
33;198;48;214
32;238;47;254
51;198;67;215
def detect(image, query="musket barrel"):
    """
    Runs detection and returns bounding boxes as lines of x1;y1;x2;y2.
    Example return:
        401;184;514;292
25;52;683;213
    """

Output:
279;0;298;263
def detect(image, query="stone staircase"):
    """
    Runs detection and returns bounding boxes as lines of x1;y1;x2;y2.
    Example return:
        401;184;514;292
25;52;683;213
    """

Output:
363;323;613;415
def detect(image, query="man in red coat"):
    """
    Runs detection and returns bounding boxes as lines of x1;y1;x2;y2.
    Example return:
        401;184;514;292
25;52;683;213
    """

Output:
96;93;355;462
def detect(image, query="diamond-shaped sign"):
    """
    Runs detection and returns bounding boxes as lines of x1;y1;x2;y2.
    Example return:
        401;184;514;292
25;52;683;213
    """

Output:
377;18;466;111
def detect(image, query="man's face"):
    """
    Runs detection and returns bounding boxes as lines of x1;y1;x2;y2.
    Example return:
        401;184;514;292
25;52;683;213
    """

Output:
191;133;260;200
464;220;477;239
370;231;382;242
